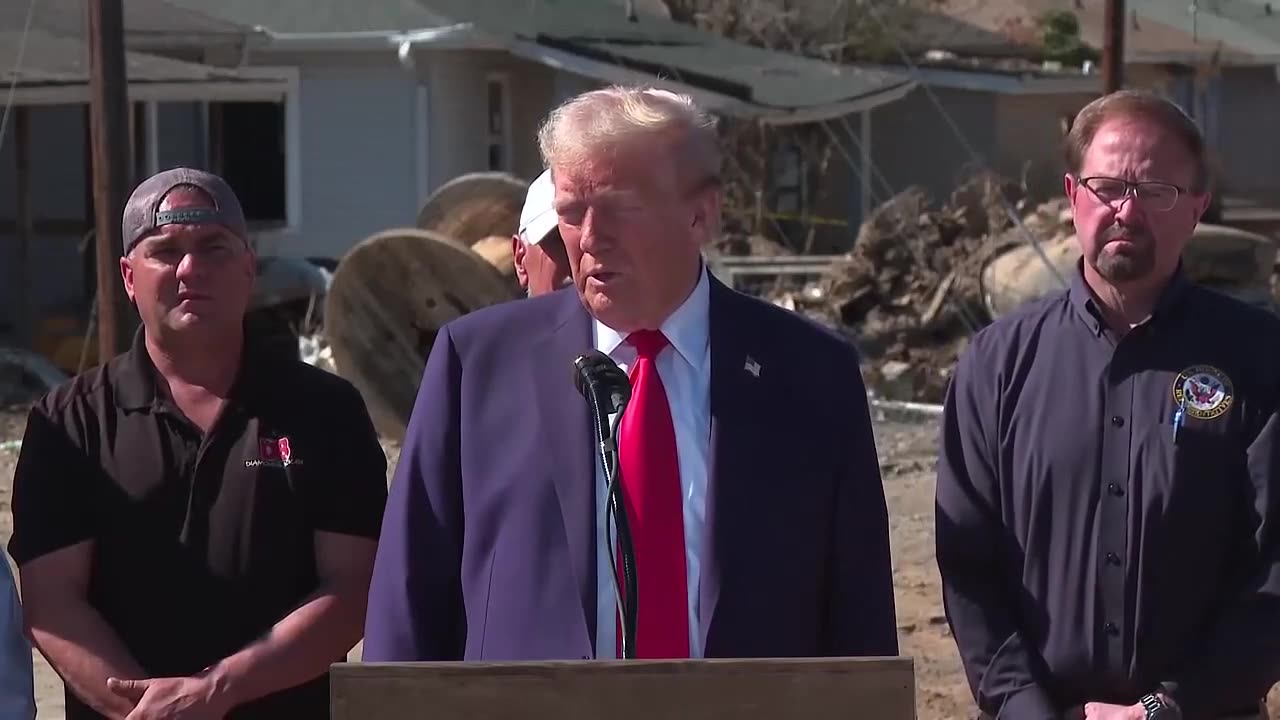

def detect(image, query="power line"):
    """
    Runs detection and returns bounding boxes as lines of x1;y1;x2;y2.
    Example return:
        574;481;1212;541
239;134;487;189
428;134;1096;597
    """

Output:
747;15;988;332
859;0;1071;290
0;0;39;156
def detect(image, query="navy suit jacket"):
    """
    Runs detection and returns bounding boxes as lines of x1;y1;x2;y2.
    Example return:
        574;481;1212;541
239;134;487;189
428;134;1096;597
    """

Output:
362;276;898;660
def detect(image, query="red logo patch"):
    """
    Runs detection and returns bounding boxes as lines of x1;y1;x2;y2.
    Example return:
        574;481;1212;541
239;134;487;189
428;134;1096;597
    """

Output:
247;435;302;468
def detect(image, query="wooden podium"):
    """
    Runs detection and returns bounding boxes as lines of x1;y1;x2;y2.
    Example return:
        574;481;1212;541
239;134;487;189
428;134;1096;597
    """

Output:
331;657;915;719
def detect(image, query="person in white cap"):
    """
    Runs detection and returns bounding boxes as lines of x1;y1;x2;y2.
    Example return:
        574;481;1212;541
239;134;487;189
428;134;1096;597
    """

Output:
512;169;571;296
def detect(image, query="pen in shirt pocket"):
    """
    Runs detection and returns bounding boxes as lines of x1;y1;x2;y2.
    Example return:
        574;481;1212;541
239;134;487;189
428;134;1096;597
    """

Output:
1171;397;1186;444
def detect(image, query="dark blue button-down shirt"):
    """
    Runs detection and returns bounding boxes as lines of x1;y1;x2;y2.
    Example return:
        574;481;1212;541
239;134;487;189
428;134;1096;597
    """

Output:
937;261;1280;718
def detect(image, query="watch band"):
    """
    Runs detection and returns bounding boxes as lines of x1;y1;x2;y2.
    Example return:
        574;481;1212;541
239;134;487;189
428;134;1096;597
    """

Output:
1140;693;1166;718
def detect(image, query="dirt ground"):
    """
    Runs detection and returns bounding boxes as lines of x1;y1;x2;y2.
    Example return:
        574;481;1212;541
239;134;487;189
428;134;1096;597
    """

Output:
0;406;982;720
4;404;1278;720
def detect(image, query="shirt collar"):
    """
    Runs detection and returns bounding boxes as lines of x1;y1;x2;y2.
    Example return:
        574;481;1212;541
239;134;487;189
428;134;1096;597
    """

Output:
111;322;284;413
1068;257;1190;335
112;326;158;411
594;261;711;372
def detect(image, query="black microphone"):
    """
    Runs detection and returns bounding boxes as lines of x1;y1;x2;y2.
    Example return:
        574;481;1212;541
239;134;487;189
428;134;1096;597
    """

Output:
573;350;631;415
572;351;638;660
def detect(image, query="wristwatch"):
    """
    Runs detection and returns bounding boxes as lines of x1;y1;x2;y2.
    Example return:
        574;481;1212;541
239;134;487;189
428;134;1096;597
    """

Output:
1139;693;1174;719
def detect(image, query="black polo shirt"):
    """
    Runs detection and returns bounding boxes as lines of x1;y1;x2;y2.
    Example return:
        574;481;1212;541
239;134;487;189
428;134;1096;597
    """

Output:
8;326;388;719
937;261;1280;719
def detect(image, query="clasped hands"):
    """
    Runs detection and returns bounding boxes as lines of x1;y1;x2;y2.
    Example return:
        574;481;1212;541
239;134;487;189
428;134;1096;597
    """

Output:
106;673;232;720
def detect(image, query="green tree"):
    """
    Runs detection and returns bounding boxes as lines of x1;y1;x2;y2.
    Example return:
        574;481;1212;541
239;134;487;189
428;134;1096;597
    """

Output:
1037;9;1100;67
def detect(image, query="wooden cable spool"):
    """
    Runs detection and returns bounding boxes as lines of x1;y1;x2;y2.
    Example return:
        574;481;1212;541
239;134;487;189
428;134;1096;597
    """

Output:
415;171;529;247
324;228;520;441
471;234;518;281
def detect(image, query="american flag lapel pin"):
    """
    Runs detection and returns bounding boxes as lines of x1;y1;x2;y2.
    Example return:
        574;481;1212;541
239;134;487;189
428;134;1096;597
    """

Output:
744;356;761;378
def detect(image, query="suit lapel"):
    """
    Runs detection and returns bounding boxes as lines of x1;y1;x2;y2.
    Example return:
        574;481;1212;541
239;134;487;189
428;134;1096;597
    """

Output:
530;279;767;654
700;278;759;654
531;290;597;647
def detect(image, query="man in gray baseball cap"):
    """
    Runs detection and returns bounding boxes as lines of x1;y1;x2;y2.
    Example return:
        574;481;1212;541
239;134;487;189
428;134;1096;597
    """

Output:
11;167;387;719
117;167;255;342
121;167;251;256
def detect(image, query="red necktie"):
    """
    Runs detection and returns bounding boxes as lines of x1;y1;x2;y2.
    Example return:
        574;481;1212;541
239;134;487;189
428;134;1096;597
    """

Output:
616;330;690;658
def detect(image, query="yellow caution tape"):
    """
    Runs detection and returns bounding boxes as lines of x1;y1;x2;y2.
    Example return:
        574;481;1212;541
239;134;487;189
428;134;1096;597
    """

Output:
723;206;852;227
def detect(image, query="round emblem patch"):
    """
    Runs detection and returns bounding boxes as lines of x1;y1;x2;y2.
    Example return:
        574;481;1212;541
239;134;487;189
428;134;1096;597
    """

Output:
1172;365;1233;420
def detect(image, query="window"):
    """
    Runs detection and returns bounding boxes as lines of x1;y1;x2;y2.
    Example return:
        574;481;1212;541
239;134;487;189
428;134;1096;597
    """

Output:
486;74;512;172
131;101;149;183
208;100;287;225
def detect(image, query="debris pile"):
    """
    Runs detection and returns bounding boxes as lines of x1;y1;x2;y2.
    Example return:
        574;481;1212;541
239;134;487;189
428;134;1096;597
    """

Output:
780;173;1075;403
709;232;792;258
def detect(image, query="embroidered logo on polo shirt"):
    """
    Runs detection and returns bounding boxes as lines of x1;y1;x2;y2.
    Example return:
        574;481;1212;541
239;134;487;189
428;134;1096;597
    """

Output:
246;436;303;468
1172;365;1233;420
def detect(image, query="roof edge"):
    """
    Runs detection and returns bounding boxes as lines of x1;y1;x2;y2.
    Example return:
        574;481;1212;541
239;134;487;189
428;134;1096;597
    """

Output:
861;63;1102;95
253;23;501;52
754;80;918;125
504;37;914;120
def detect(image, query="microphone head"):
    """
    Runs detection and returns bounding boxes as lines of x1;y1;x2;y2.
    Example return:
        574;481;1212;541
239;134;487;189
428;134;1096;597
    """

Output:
572;350;610;398
572;350;632;411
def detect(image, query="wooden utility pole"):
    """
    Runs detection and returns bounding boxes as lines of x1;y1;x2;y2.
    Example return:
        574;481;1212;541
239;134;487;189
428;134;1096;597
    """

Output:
15;108;31;346
87;0;134;361
1102;0;1126;93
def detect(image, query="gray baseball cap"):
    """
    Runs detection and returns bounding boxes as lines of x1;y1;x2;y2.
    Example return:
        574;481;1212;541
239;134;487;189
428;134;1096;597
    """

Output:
121;167;249;255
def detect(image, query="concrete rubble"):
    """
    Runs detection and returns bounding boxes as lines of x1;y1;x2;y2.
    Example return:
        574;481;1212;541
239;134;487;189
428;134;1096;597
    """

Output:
765;172;1070;404
760;173;1278;405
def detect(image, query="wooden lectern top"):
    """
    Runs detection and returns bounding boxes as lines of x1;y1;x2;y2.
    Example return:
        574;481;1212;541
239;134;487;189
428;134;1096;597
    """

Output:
331;656;915;720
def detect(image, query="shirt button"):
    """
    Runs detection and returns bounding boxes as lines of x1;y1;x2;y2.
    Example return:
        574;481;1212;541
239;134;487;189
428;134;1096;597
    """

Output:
1106;552;1121;566
1111;416;1125;427
1103;621;1119;636
1108;482;1125;497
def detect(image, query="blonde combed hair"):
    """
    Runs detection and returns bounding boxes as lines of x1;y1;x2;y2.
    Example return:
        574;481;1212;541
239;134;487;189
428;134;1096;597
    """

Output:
537;84;721;185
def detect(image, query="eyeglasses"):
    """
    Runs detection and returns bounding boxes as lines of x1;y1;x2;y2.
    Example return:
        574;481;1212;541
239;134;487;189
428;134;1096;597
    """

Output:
1077;176;1185;212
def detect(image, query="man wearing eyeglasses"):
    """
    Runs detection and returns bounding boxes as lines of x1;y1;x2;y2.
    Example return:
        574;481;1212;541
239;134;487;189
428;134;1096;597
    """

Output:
937;89;1280;720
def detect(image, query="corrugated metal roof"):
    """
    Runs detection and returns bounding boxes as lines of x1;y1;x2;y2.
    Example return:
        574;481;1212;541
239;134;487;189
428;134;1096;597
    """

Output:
0;0;250;42
547;36;912;109
417;0;914;113
0;3;285;103
0;29;256;87
129;0;913;115
157;0;450;34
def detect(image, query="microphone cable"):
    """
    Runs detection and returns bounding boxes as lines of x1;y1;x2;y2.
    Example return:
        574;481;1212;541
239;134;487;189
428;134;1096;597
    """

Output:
581;365;638;659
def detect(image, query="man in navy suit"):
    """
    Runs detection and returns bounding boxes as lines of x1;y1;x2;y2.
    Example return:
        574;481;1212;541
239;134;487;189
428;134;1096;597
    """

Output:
362;85;898;661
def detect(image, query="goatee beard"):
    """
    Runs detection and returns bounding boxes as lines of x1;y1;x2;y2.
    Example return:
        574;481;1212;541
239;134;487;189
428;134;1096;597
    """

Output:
1094;232;1155;283
1096;252;1153;283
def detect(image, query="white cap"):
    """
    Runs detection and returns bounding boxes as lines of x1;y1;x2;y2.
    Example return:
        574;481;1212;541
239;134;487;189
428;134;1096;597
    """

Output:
518;169;557;246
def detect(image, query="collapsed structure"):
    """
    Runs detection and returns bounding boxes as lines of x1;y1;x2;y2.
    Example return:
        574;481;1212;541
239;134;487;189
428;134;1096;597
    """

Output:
735;172;1277;404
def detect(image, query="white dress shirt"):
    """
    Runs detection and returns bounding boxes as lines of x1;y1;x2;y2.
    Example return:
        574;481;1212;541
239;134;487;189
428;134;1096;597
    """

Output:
0;554;35;720
593;266;712;659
